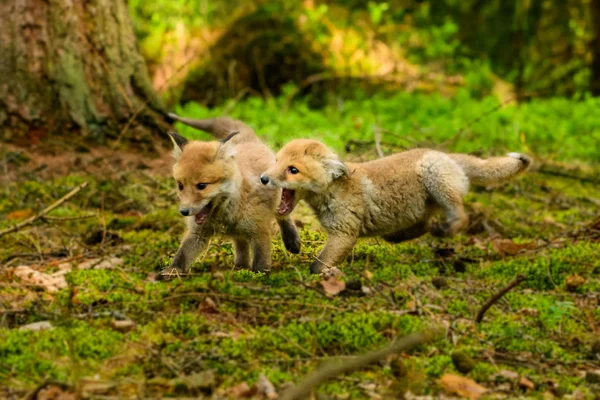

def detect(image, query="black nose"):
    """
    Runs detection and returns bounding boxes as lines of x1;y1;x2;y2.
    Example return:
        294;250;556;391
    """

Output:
260;175;269;185
179;208;190;216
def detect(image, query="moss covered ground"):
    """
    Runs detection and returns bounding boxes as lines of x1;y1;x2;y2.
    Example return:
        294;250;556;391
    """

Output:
1;97;599;399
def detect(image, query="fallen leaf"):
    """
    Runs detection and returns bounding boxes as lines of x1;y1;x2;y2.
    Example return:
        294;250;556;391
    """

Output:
491;239;535;256
439;373;487;399
320;275;346;297
227;382;255;398
519;376;535;390
19;321;53;331
257;374;278;399
7;209;33;220
14;265;67;293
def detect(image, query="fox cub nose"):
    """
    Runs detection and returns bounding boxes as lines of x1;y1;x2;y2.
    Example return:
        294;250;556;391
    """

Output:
260;175;269;185
179;208;190;216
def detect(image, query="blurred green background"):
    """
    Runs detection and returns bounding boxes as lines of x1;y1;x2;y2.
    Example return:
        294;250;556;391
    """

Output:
129;0;600;162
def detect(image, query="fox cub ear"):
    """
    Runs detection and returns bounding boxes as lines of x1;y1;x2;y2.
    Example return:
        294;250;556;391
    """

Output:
323;158;349;180
216;133;238;160
168;132;188;159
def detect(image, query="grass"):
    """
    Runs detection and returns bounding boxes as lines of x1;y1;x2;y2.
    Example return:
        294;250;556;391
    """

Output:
1;94;599;398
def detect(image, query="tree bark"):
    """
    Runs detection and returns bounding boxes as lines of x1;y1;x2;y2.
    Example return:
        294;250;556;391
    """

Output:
591;0;600;95
0;0;167;148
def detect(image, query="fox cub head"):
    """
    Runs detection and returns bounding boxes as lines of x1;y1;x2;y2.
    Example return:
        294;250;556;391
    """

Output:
260;139;349;216
168;131;239;225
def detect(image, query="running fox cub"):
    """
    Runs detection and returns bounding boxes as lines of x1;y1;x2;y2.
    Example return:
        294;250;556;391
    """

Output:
161;114;301;279
260;139;530;274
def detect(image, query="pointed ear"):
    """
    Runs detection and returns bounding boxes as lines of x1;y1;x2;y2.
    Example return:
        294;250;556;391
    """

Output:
168;132;188;159
220;131;239;144
215;139;237;160
323;158;349;180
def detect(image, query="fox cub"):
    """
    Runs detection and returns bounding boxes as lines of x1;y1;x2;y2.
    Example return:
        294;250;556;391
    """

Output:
161;114;301;279
260;139;530;273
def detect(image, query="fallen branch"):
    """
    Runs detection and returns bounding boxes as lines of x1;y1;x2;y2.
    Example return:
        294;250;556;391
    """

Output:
374;126;384;158
475;275;527;324
280;329;441;400
0;182;89;238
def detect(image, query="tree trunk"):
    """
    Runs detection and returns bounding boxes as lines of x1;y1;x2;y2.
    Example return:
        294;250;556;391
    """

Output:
0;0;167;148
591;0;600;95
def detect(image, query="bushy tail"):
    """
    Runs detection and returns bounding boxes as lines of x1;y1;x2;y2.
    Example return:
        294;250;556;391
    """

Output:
449;152;531;186
168;113;258;142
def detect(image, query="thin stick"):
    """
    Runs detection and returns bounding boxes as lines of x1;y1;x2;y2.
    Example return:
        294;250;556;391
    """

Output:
374;127;384;158
280;329;441;400
475;275;526;324
0;182;89;238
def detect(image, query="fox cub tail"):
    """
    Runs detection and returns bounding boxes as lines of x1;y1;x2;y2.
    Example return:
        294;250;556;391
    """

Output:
449;152;531;186
168;114;259;143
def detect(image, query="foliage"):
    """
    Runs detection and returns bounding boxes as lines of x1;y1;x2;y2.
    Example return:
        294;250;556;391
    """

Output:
173;92;600;163
1;94;599;397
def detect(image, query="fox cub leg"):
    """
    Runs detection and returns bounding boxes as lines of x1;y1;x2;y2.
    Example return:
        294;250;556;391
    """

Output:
233;238;251;269
310;232;358;274
277;217;301;254
251;232;272;273
161;230;208;279
382;221;430;243
422;154;470;238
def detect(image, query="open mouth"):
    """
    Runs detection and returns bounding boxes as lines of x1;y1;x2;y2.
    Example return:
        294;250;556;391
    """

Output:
194;202;213;225
277;189;296;216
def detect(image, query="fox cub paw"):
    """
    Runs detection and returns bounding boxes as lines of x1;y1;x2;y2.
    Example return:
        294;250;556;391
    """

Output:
283;231;301;254
309;260;325;274
430;222;453;238
157;267;187;281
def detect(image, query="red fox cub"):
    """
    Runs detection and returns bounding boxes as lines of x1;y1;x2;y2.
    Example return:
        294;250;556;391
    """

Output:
160;114;301;279
260;139;530;274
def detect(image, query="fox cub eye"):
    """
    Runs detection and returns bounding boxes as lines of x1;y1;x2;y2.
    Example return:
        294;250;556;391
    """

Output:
288;166;299;175
196;183;207;190
177;182;183;191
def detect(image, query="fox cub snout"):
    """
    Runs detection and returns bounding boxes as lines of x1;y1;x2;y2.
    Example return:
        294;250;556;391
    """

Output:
160;115;301;279
263;139;530;274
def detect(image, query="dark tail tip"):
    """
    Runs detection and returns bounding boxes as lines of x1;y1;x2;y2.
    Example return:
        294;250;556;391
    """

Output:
508;152;532;170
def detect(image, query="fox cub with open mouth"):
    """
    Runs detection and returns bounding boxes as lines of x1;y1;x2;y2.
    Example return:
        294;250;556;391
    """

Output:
261;139;530;274
161;115;301;279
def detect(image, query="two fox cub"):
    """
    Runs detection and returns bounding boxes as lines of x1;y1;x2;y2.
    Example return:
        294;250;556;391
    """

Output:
162;115;530;278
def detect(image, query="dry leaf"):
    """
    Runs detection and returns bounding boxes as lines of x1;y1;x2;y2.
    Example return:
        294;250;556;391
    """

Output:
320;275;346;297
491;239;535;256
257;374;278;399
227;382;255;398
14;265;67;293
439;373;488;400
7;209;33;220
519;376;535;390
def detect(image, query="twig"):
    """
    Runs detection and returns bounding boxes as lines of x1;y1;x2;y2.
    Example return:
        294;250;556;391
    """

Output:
280;329;441;400
373;126;384;158
0;182;89;238
475;275;527;324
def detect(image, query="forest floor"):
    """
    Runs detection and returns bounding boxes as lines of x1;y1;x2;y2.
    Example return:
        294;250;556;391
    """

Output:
0;139;599;399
